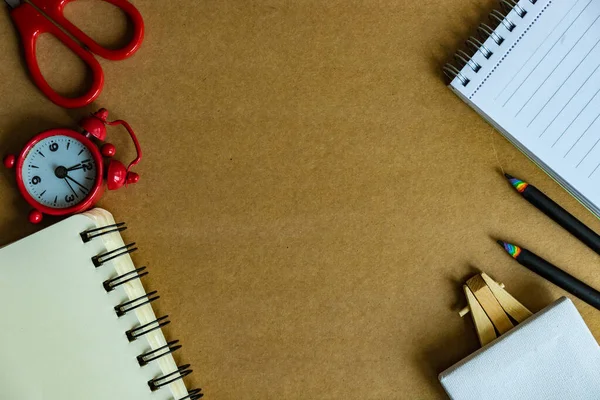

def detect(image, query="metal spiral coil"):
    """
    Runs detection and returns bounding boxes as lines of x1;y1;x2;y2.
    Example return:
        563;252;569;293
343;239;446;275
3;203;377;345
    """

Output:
465;36;493;59
126;315;172;342
104;266;148;292
115;291;160;317
501;0;527;17
490;9;516;31
443;0;537;86
137;340;182;366
478;23;504;45
92;242;138;267
454;49;481;72
80;222;127;242
80;223;203;398
177;389;204;399
442;64;470;86
148;364;193;391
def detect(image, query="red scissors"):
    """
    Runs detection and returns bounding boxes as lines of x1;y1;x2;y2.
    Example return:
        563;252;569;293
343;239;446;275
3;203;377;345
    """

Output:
5;0;144;108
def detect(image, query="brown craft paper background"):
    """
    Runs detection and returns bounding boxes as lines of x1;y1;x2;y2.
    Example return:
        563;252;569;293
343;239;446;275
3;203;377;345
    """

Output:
1;1;599;398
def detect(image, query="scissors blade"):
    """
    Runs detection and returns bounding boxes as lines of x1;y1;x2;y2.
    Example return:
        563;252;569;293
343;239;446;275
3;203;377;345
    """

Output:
4;0;22;9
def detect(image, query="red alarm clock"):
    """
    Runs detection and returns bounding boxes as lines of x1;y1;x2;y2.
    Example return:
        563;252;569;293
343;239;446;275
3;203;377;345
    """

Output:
3;109;142;224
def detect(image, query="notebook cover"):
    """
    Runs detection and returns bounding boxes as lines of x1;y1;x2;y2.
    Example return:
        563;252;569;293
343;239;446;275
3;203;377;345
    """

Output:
0;208;190;399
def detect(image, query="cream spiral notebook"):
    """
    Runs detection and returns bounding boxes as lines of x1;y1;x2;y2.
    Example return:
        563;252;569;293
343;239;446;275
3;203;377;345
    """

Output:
0;208;202;399
445;0;600;216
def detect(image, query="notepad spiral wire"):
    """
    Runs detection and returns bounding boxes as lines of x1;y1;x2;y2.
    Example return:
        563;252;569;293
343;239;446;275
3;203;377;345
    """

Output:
443;0;538;87
81;222;204;400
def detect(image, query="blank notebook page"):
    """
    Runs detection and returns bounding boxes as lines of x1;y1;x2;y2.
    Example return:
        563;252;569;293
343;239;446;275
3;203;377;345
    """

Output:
450;0;600;214
0;209;188;399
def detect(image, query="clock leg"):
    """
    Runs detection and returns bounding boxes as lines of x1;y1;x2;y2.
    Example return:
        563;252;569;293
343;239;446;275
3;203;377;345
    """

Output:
3;155;15;169
29;210;43;224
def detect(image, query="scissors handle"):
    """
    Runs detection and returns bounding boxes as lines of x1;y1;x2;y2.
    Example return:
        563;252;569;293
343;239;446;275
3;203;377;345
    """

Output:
31;0;145;61
10;3;104;108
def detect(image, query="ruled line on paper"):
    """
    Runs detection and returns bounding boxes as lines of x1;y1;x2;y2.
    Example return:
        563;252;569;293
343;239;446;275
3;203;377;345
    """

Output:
528;38;600;128
576;134;600;167
502;0;592;108
552;87;600;147
515;14;600;118
563;111;600;157
588;162;600;177
540;62;600;137
494;0;583;101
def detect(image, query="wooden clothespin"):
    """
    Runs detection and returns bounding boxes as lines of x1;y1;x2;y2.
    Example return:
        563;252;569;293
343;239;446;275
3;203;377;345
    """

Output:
460;272;532;347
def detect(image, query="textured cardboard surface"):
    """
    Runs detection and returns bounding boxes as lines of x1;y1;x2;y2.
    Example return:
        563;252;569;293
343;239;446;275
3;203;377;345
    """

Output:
1;1;599;398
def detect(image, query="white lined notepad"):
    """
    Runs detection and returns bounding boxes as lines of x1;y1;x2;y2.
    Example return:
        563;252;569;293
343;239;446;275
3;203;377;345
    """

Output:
446;0;600;215
0;209;201;400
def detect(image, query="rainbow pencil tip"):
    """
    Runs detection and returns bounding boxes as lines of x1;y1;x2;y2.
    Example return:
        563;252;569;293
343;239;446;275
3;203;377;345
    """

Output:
496;240;522;258
505;174;529;193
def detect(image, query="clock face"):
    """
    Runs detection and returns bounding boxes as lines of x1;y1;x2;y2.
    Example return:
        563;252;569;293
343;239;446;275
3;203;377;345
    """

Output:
21;135;99;209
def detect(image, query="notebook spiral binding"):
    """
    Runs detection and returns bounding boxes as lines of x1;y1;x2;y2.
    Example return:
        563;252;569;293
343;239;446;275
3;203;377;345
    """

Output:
81;222;204;400
443;0;537;87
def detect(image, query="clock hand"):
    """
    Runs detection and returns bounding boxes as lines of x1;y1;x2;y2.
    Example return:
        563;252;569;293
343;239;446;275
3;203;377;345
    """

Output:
63;178;78;198
67;159;92;172
65;175;88;192
67;164;86;172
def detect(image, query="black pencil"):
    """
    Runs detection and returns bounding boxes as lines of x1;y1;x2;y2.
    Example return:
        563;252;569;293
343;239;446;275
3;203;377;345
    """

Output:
497;240;600;311
505;173;600;255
